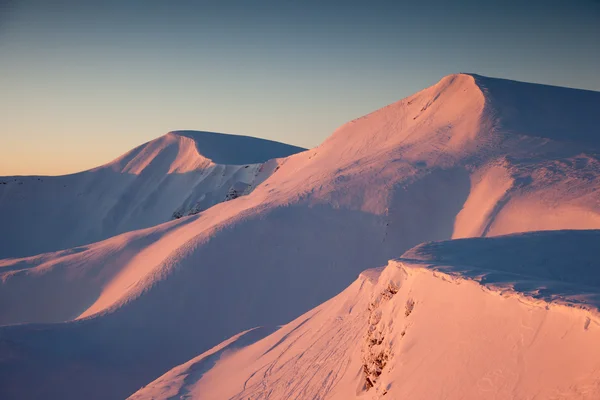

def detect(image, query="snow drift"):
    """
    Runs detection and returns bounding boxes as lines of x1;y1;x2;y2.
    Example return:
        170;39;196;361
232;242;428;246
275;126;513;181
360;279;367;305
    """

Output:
0;130;305;258
0;74;599;399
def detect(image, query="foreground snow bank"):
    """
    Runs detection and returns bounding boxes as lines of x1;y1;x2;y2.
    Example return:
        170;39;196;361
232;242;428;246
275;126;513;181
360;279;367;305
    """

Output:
131;230;600;400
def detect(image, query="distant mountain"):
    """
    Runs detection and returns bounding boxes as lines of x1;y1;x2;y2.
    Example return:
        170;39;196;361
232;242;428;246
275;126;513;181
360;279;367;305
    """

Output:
0;130;305;258
1;74;599;399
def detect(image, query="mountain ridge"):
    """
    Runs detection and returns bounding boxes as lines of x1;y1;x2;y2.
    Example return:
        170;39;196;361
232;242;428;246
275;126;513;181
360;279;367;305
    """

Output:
129;230;600;400
1;74;599;399
101;130;306;175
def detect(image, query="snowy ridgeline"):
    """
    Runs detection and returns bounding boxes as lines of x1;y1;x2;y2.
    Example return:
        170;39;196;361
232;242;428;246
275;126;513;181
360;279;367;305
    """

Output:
130;230;600;400
1;74;600;400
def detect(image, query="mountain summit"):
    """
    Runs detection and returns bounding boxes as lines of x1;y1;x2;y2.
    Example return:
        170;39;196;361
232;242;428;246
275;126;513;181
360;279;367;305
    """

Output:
105;130;305;175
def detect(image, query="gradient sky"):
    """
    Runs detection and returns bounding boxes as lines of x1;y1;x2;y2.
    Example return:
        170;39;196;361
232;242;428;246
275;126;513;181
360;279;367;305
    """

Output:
1;0;599;175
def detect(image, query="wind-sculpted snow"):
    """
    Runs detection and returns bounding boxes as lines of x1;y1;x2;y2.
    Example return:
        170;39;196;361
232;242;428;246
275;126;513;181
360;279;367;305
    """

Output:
472;74;600;147
130;230;600;400
1;74;600;399
401;229;600;311
172;130;306;165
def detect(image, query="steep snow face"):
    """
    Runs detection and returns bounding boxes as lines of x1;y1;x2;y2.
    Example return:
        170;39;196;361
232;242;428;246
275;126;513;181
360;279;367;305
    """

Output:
0;131;305;258
1;75;599;399
129;230;600;400
472;74;600;147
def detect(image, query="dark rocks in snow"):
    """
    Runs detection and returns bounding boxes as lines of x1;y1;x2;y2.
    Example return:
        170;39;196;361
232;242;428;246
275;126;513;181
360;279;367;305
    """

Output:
224;182;251;202
224;188;240;202
405;298;415;317
187;201;204;216
382;283;399;300
363;281;399;391
172;210;184;219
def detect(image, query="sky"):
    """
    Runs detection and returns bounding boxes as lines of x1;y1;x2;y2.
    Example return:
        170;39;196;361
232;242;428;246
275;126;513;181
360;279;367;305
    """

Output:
1;0;599;175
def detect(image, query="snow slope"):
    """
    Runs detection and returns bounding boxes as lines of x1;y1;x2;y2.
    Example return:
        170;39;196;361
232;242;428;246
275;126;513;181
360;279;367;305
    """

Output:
1;74;599;399
0;130;305;258
130;230;600;400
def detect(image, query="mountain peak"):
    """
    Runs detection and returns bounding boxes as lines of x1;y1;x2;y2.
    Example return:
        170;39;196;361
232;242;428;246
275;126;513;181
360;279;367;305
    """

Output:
319;72;600;169
104;130;306;175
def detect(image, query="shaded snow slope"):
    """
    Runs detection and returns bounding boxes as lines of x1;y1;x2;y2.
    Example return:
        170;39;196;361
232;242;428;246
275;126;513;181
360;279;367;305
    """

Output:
472;74;600;147
403;229;600;310
130;230;600;400
1;74;599;399
0;131;304;258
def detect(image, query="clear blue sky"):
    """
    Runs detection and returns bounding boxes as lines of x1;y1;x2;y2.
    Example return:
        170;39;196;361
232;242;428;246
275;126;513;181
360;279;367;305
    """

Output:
1;0;599;175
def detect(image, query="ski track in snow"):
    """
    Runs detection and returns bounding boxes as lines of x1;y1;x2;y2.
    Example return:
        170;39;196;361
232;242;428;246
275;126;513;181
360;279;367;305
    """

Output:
233;316;361;400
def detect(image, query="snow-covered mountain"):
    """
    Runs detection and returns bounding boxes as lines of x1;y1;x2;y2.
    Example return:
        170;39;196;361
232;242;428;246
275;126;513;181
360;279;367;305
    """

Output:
129;230;600;400
0;130;305;258
0;74;599;399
